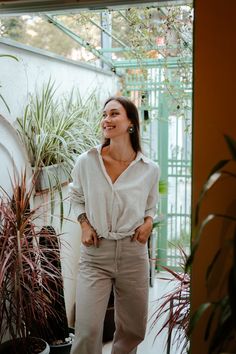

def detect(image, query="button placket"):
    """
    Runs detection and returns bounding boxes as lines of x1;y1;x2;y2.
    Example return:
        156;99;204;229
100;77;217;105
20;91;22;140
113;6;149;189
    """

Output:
109;187;115;232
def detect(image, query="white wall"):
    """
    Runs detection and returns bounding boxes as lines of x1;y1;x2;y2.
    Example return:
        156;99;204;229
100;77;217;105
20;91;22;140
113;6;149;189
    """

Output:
0;38;118;123
0;38;119;327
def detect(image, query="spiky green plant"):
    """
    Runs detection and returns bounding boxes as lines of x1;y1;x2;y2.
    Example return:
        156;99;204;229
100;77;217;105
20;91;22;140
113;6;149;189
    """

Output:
16;80;102;225
17;80;77;171
186;135;236;354
17;80;102;174
62;87;102;153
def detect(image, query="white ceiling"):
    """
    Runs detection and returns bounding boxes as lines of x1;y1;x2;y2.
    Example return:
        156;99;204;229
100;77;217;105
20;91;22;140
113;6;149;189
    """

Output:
0;0;191;15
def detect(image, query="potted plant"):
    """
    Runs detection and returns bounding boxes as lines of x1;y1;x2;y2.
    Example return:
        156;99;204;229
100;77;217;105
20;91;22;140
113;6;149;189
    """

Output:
0;170;65;354
16;81;102;188
186;135;236;353
30;225;73;354
16;80;102;225
16;80;77;189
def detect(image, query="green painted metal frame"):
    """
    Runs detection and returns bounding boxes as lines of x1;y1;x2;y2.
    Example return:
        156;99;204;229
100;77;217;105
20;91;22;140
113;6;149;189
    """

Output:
44;14;116;70
44;12;192;73
80;13;132;54
157;92;169;268
122;65;192;271
100;45;187;53
113;57;192;69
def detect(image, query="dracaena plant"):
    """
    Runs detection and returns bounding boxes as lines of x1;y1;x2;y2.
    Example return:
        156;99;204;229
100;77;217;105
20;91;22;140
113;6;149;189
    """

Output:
150;245;190;353
0;171;63;350
186;135;236;354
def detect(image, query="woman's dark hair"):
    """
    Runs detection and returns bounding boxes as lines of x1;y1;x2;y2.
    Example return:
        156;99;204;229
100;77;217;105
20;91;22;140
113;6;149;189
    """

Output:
102;96;142;153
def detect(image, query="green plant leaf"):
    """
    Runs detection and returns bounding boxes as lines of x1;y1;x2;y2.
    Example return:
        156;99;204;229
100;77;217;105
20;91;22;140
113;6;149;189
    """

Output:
0;94;10;113
159;179;168;194
195;169;224;226
206;160;229;180
209;312;233;354
188;302;211;336
187;213;236;272
0;54;18;112
224;134;236;160
204;304;217;341
206;248;221;282
0;54;18;61
228;227;236;328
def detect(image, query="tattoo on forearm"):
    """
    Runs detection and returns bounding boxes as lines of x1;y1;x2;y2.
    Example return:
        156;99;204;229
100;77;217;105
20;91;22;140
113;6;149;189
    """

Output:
77;213;89;225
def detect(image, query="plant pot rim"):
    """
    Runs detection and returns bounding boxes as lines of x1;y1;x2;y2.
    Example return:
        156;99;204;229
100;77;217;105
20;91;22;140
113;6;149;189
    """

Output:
50;339;73;348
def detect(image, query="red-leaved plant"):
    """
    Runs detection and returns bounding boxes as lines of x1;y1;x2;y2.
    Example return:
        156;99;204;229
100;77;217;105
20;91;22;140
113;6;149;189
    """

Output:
150;246;190;353
0;171;63;352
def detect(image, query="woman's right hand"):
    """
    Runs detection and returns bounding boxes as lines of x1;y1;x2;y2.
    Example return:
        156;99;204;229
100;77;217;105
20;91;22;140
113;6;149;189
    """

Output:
81;223;99;247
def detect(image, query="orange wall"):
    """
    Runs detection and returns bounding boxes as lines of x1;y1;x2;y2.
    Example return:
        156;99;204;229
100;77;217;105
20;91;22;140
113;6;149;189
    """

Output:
191;0;236;352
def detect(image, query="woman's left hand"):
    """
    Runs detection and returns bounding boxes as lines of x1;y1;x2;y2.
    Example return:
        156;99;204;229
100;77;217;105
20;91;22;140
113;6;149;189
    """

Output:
132;217;153;244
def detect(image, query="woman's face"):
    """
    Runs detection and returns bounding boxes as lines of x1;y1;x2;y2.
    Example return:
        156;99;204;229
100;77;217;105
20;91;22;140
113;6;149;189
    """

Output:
101;100;132;140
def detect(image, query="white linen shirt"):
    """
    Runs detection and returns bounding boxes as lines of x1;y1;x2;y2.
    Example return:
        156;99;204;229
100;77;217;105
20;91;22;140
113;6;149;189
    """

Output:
69;145;160;240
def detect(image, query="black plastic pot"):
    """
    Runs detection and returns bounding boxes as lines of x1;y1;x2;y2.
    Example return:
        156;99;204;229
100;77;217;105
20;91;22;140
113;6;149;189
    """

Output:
0;337;50;354
49;341;72;354
49;328;74;354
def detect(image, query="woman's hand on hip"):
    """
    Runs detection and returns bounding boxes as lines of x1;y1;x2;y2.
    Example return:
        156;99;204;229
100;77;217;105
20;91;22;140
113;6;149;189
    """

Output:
132;217;153;244
81;223;99;247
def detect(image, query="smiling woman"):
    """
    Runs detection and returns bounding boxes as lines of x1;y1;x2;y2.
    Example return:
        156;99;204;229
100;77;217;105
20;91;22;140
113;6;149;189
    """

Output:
101;98;138;182
69;95;160;354
102;101;133;139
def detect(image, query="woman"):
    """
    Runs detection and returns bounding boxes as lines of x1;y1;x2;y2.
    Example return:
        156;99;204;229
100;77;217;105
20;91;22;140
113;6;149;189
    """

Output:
70;96;160;354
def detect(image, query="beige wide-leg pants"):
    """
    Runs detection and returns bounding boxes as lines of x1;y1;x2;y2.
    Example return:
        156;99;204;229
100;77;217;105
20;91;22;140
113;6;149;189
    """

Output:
70;236;149;354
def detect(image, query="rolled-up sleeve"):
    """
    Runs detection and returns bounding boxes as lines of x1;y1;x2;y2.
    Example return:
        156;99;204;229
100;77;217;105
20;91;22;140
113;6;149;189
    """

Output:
69;158;85;217
144;166;160;219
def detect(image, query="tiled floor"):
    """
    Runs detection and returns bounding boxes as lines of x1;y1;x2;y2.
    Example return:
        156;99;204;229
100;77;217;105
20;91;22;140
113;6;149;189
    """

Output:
102;272;188;354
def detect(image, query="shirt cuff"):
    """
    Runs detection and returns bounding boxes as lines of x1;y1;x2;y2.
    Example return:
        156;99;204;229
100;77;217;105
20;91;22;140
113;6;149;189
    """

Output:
144;209;156;219
72;202;85;218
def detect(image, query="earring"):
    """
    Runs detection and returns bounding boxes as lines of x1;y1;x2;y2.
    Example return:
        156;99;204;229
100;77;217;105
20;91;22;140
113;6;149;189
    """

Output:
128;126;134;134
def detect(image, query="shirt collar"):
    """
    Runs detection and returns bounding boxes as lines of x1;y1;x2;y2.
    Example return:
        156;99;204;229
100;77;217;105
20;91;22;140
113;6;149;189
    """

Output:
136;151;150;164
89;144;150;164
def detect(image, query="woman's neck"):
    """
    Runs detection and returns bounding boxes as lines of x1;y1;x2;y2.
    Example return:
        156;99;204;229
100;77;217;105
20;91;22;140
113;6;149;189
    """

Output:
107;140;136;163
